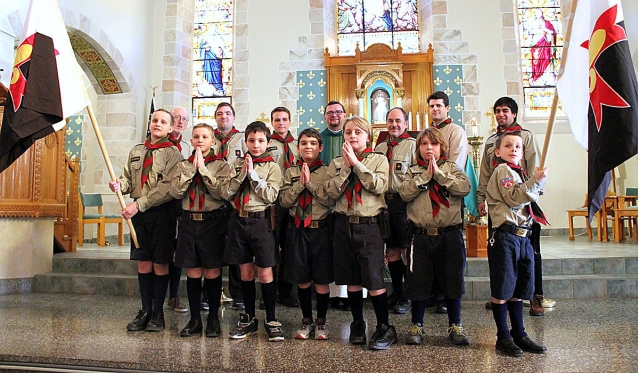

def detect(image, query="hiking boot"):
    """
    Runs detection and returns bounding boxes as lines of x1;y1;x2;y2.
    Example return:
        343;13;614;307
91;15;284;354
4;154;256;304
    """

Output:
168;297;188;313
529;295;545;316
228;313;258;339
447;323;470;346
348;320;367;345
405;323;425;345
264;319;285;342
145;312;165;332
295;318;315;340
368;324;398;350
315;319;329;340
393;297;411;314
126;310;150;331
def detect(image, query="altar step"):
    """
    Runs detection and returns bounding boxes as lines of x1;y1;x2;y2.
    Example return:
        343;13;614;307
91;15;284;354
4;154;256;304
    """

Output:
33;254;637;299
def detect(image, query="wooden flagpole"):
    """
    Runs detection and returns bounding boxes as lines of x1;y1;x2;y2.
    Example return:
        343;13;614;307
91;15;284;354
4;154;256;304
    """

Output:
539;0;579;168
86;105;140;248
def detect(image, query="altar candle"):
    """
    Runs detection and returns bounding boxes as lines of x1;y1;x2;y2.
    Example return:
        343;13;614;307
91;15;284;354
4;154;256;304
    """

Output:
408;112;413;129
416;112;421;131
471;117;479;137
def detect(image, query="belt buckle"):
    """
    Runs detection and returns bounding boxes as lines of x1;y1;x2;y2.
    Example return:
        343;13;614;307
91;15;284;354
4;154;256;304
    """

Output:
385;193;395;200
515;227;527;237
191;213;203;221
239;210;249;218
348;216;360;224
427;227;439;236
310;221;319;229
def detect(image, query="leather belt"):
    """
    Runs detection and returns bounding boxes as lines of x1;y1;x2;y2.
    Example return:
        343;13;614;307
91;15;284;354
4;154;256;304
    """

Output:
238;210;266;218
498;224;532;237
308;220;327;229
347;215;379;224
415;223;462;236
385;193;400;200
182;211;217;221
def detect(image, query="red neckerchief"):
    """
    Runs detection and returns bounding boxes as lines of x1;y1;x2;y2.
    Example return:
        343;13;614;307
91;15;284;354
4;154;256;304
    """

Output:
386;132;411;171
214;127;240;159
433;118;452;129
417;155;450;217
294;158;324;227
491;122;525;169
187;150;223;211
344;148;372;210
506;162;549;225
233;153;275;211
271;131;296;169
169;134;182;152
141;136;174;186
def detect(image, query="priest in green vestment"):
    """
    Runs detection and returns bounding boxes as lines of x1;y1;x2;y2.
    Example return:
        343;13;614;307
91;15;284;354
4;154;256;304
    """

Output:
320;101;347;165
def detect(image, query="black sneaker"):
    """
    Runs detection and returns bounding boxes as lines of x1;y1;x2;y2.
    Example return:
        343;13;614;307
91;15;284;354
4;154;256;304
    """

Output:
348;320;367;345
206;319;221;338
126;310;150;331
447;323;470;346
405;323;425;345
393;296;411;314
435;301;448;314
180;318;203;337
145;312;165;332
264;320;285;342
368;324;398;350
229;313;258;339
232;301;245;311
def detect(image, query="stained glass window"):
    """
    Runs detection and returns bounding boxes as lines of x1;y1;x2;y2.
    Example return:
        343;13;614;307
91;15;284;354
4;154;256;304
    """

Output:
337;0;419;56
517;0;564;117
193;0;233;120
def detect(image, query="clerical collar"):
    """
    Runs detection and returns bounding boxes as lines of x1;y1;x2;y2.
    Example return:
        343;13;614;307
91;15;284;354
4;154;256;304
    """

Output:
326;127;342;134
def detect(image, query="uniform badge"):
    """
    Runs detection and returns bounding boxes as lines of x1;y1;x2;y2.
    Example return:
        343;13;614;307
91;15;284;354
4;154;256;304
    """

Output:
292;176;300;182
395;163;402;171
235;150;241;157
131;156;140;162
267;146;277;152
501;177;514;188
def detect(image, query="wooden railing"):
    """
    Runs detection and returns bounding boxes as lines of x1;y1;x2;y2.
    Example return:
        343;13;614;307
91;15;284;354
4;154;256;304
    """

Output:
53;155;80;252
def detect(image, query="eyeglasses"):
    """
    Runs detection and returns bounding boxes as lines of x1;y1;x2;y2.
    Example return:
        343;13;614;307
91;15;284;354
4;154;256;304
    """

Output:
174;115;189;122
325;110;344;116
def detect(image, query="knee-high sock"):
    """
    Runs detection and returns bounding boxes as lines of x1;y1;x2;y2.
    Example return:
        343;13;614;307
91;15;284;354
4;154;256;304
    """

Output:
315;291;330;320
186;277;202;320
388;260;405;296
370;292;390;327
347;290;364;322
169;261;182;299
507;300;527;338
445;297;462;325
153;273;170;314
298;286;313;320
261;281;277;322
138;272;153;312
411;299;426;325
491;302;511;341
241;279;256;319
205;276;222;321
534;251;543;295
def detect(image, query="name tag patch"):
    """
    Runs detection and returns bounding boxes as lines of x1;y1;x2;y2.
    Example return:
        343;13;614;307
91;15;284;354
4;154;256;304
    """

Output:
501;177;514;189
131;156;140;162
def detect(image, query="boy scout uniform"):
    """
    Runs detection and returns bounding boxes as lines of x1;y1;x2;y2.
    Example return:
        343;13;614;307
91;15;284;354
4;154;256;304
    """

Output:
214;128;247;161
485;163;545;301
268;136;300;178
432;119;468;170
399;160;470;301
325;153;389;291
120;143;182;263
280;162;335;285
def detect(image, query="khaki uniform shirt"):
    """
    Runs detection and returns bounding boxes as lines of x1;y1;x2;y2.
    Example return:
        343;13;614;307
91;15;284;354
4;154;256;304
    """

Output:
170;158;231;212
119;144;182;212
280;164;334;220
399;161;470;228
325;153;389;217
486;163;545;228
214;130;247;162
433;121;468;170
220;158;281;212
375;137;416;193
268;138;300;180
477;127;538;203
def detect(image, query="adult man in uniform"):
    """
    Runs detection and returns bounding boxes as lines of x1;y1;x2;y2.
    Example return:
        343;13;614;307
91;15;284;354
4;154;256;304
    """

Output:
476;96;556;316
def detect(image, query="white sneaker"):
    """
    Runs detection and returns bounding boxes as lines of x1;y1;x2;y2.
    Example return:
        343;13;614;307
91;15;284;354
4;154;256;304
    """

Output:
315;320;329;340
295;319;315;340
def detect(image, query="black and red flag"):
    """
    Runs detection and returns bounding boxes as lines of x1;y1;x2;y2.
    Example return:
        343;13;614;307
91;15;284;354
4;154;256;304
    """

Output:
556;0;638;220
0;0;88;174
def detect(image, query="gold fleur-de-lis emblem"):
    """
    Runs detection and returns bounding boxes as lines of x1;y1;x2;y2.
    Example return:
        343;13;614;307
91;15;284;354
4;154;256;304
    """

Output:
307;118;316;127
317;78;326;87
66;127;74;135
318;105;325;115
306;71;315;79
297;106;306;115
65;149;73;158
75;116;83;124
307;91;316;100
444;87;453;96
443;66;452;74
455;103;464;112
434;77;442;86
297;80;306;88
454;76;463;85
74;137;82;146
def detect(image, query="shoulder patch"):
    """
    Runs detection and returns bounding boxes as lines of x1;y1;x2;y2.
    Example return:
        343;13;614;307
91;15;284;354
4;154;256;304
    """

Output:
501;177;514;189
235;150;242;157
395;162;403;171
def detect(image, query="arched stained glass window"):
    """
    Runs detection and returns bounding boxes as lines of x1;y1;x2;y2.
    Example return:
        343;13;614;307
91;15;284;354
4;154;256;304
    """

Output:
517;0;564;117
192;0;233;121
337;0;419;56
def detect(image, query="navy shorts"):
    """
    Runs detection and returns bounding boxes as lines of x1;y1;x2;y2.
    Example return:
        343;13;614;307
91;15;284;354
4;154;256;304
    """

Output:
333;213;386;291
283;220;334;285
385;196;409;249
487;229;535;301
223;210;278;268
405;226;466;301
174;212;225;269
130;202;175;264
